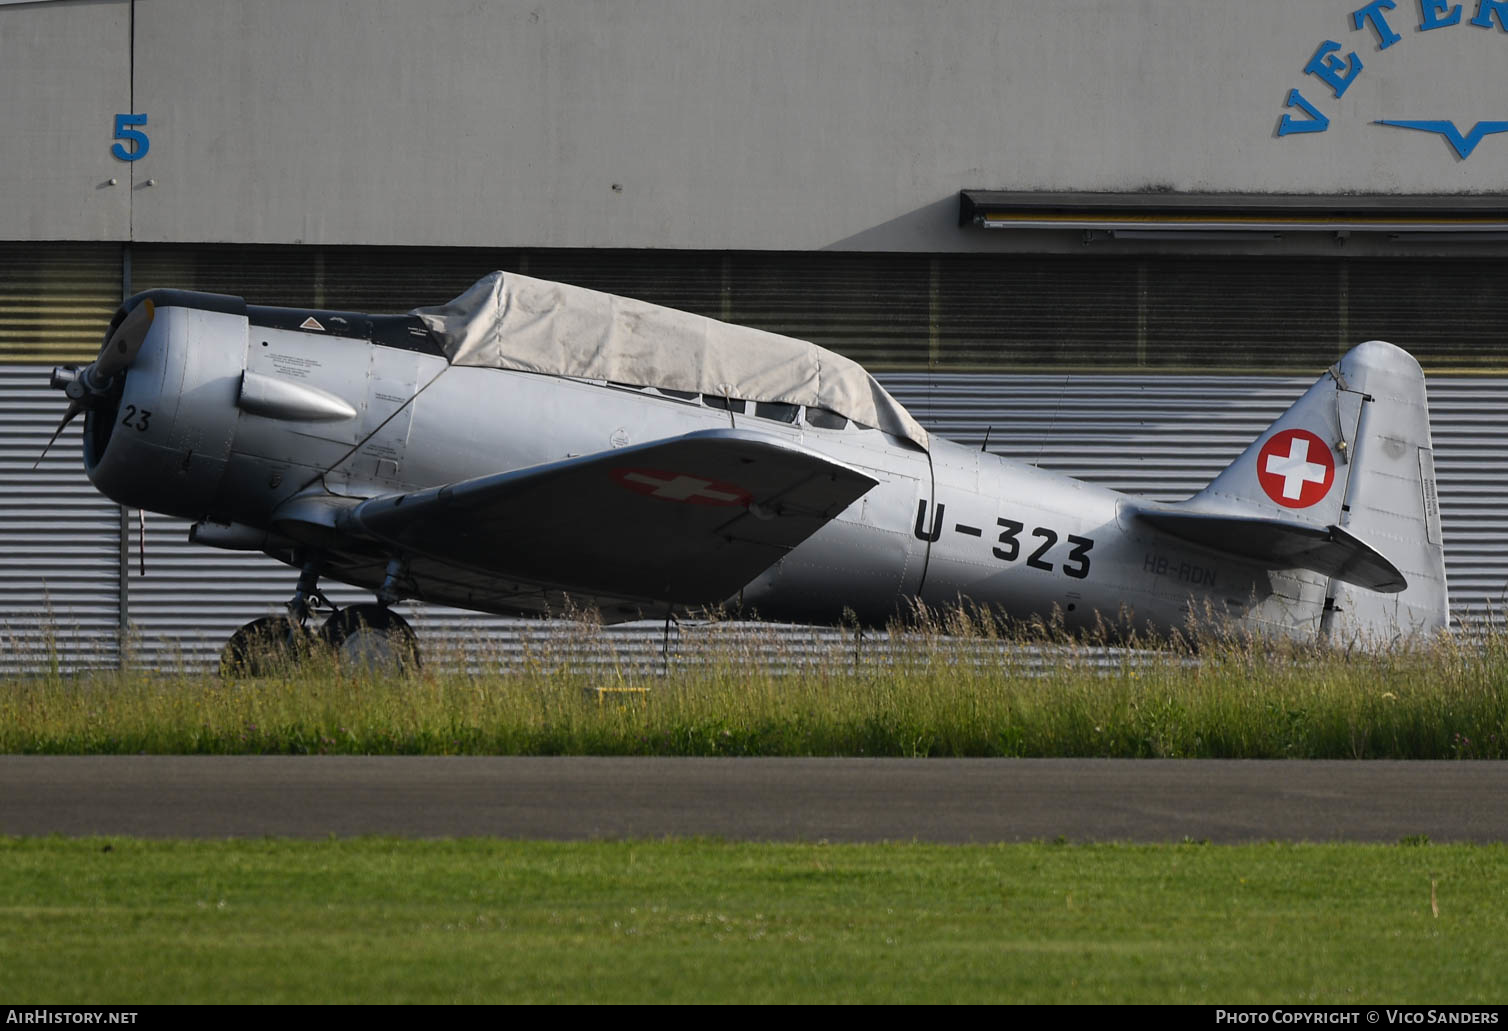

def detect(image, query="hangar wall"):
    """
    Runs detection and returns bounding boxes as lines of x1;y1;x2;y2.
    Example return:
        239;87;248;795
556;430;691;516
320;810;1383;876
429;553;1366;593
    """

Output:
8;242;1508;372
0;0;130;241
3;0;1508;250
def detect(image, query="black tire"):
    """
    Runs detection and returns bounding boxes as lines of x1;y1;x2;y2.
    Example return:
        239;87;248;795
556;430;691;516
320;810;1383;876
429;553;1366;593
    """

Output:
319;604;421;673
219;615;313;677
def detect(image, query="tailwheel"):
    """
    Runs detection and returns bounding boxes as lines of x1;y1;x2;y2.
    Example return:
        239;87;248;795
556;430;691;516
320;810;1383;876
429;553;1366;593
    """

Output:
319;604;421;673
219;614;315;677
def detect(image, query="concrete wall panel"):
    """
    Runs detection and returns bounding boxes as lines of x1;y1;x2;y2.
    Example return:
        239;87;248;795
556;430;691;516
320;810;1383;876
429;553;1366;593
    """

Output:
0;0;132;240
14;0;1505;250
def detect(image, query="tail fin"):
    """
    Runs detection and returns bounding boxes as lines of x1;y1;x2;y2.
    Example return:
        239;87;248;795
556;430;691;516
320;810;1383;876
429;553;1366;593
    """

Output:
1158;341;1448;641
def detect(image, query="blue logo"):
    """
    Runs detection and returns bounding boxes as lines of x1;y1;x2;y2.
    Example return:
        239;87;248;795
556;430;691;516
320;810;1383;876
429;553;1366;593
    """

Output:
1276;1;1508;160
1373;120;1508;159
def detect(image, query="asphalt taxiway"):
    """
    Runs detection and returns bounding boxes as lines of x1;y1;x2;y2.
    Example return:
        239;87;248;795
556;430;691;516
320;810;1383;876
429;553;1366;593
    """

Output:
2;756;1505;842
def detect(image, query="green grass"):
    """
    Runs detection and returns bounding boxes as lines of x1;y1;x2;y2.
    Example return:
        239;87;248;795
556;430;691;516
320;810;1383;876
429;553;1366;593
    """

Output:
2;617;1506;757
1;837;1503;1004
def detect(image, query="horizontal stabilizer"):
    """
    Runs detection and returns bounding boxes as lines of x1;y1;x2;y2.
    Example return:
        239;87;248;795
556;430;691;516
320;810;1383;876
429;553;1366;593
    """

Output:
1135;511;1406;593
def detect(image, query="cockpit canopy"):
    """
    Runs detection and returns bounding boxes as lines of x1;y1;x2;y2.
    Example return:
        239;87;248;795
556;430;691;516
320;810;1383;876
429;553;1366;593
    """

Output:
411;271;929;450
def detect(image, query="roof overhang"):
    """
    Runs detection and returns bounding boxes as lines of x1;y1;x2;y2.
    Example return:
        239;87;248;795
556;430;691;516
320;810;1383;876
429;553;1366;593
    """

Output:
959;191;1508;238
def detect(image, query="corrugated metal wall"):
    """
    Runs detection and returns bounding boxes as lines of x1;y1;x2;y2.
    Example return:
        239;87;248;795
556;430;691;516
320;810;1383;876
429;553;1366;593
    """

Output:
0;245;121;364
124;246;1508;374
5;369;124;669
5;366;1504;670
128;246;935;371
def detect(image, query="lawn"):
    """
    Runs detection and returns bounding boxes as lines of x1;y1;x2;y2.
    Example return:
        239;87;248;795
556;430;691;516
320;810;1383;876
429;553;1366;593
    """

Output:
1;837;1502;1004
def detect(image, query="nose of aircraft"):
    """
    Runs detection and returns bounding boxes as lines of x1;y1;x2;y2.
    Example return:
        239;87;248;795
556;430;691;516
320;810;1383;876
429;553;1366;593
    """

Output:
36;298;156;467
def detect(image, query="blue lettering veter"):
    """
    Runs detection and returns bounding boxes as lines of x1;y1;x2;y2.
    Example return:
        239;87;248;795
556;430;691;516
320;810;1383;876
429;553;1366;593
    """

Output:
1353;0;1404;47
1471;0;1508;29
1419;0;1463;28
1303;40;1364;97
1277;89;1332;135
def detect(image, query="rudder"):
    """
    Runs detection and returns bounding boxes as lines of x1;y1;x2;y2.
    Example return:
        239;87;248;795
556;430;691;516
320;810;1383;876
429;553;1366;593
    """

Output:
1322;341;1448;642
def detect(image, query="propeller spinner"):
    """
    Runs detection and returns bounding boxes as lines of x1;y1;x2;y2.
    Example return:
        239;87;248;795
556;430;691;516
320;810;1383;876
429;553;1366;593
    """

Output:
36;298;155;468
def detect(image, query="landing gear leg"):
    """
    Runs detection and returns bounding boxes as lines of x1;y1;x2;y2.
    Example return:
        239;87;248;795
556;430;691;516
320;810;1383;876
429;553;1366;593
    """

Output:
317;556;420;671
287;558;327;626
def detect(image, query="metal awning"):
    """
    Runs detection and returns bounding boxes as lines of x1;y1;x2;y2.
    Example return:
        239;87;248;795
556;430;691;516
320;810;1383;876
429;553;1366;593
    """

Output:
959;191;1508;237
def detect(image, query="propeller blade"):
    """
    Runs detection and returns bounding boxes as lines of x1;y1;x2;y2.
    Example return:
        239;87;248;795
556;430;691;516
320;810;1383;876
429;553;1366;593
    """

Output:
33;400;84;470
93;298;155;381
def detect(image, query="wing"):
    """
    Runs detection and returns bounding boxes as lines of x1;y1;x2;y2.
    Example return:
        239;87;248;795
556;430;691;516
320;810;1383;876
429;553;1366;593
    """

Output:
1134;510;1406;593
334;428;877;614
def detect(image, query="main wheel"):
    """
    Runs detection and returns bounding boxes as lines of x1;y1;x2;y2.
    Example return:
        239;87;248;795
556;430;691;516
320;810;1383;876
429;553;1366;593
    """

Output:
219;615;314;677
319;604;421;673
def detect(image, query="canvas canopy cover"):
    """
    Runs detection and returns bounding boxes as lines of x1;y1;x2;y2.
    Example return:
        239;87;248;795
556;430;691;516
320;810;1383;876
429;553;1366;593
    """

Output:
411;271;929;450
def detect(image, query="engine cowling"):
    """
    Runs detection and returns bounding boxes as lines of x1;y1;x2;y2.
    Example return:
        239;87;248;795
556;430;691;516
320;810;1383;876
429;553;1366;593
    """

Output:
78;290;247;519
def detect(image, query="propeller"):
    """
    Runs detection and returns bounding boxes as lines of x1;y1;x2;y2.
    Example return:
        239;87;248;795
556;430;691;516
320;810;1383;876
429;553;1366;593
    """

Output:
93;298;155;383
35;299;154;469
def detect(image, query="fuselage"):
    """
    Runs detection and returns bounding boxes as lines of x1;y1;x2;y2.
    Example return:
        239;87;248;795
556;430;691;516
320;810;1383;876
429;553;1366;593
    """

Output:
80;291;1320;637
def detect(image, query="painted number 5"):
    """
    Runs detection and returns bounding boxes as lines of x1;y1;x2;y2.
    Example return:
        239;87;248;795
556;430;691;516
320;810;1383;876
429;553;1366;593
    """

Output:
111;114;149;161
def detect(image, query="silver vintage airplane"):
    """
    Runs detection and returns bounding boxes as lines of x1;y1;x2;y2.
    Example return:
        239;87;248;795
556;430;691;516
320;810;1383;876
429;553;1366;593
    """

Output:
42;271;1448;667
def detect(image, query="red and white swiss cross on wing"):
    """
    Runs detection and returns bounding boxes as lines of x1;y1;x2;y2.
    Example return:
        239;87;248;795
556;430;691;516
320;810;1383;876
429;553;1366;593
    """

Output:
611;467;752;507
1256;429;1335;509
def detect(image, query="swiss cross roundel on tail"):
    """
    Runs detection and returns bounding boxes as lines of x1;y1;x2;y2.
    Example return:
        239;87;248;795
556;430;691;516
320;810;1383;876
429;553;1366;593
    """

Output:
1256;429;1335;509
